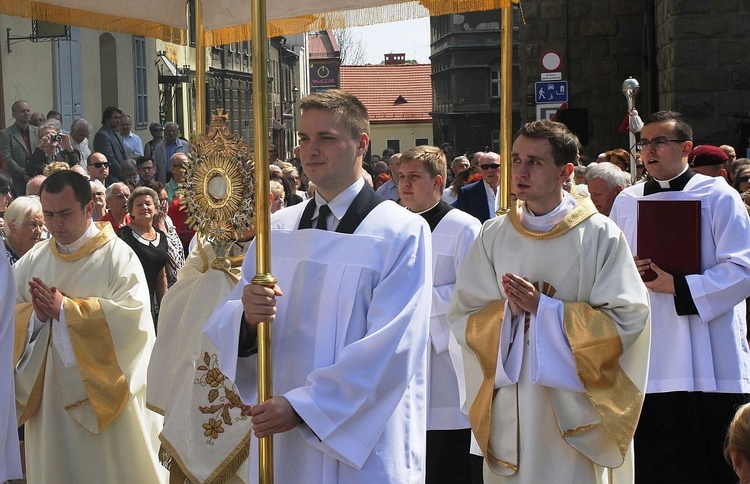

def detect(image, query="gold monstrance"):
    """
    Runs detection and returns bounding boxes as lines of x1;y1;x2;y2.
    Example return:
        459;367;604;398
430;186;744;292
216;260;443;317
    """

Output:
181;109;256;269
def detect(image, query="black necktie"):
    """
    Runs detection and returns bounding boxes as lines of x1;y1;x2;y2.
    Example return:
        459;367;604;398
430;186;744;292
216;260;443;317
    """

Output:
316;204;331;230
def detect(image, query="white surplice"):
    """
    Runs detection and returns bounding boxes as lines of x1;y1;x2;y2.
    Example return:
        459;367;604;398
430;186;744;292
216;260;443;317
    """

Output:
428;207;481;430
0;243;21;483
204;199;432;483
610;174;750;393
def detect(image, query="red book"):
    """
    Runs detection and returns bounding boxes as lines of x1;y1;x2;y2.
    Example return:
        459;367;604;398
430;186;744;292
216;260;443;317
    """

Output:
637;200;701;282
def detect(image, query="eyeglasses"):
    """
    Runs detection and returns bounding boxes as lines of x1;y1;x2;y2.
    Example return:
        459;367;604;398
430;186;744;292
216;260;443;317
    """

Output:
480;163;501;170
636;138;687;150
738;176;750;183
88;162;110;169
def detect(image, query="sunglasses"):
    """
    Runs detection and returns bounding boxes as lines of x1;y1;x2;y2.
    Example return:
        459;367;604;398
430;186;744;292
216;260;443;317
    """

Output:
480;163;501;170
89;162;110;169
738;176;750;183
0;188;10;195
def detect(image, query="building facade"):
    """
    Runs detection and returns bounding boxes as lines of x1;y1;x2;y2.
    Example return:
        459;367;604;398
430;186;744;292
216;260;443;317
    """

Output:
341;56;432;159
430;10;522;156
433;1;750;159
0;16;159;141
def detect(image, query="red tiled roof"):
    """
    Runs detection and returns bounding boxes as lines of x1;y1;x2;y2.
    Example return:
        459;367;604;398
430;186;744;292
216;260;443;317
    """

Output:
340;64;433;123
307;31;339;59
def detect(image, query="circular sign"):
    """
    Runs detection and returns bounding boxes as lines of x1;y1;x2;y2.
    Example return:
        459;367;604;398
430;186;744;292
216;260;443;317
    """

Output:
541;51;562;72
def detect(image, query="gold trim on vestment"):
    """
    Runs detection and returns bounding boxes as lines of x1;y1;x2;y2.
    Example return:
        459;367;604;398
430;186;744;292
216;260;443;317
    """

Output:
508;197;598;240
146;401;166;416
65;296;129;431
15;303;50;426
465;299;515;472
14;303;34;367
563;302;642;458
158;351;252;484
160;435;250;484
49;222;115;262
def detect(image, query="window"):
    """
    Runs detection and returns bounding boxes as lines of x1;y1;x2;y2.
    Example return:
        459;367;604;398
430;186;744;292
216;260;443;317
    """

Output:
133;36;148;129
490;70;500;98
387;139;400;153
491;131;500;153
415;138;428;146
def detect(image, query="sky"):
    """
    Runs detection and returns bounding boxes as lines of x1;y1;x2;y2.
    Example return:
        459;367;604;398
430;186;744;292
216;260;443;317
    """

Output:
348;17;431;65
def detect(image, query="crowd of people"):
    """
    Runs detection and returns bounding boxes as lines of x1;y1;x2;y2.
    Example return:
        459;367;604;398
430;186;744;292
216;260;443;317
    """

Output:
0;90;750;484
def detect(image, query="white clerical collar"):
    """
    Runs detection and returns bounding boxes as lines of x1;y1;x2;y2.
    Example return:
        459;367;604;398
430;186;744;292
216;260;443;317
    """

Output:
519;191;577;233
653;164;689;188
55;221;100;254
314;177;365;221
415;200;441;215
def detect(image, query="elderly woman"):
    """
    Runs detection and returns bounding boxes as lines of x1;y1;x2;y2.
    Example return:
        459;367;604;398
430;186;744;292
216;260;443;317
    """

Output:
3;196;43;265
118;186;168;328
25;121;79;178
270;180;285;214
121;158;139;192
283;166;307;201
90;179;107;221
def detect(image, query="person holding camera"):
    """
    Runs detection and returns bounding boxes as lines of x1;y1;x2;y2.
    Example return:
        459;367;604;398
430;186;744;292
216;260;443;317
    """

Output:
25;120;79;178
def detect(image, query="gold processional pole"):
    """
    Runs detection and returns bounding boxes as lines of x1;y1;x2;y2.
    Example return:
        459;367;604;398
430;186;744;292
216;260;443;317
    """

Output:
195;0;206;135
499;4;514;213
250;0;276;483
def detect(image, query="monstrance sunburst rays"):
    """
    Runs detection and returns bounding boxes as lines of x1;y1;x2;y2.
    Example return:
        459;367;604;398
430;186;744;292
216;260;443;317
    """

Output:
181;111;255;243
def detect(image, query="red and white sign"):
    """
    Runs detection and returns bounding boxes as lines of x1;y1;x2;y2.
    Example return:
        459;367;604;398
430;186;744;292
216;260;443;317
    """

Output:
541;51;562;72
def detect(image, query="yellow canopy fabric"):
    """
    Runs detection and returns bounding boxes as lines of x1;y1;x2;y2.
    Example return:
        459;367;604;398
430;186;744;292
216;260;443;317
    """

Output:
1;0;513;46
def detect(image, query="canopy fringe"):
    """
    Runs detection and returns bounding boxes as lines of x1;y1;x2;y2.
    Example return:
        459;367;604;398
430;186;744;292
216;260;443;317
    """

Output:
2;0;513;47
205;0;514;46
1;0;187;44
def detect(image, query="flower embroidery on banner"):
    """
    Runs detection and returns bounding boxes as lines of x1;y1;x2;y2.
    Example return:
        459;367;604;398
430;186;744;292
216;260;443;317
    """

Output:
196;352;252;444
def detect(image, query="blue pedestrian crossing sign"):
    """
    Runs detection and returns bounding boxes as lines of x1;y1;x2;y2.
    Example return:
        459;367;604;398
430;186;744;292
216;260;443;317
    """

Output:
535;81;568;104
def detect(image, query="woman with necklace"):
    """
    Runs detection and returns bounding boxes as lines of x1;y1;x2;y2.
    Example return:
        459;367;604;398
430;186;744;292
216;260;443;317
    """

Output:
118;186;168;329
2;196;44;265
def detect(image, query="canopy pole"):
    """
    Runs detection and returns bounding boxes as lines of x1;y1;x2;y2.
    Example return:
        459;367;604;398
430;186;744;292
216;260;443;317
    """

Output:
622;77;640;184
499;5;513;213
195;0;206;134
250;0;275;483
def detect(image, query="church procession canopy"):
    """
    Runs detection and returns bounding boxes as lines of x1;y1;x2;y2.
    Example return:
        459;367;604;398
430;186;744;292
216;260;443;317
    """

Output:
1;1;514;46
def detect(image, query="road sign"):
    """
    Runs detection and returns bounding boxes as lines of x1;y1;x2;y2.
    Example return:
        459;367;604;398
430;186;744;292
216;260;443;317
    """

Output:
535;81;568;104
541;72;562;81
541;51;562;71
536;103;563;121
